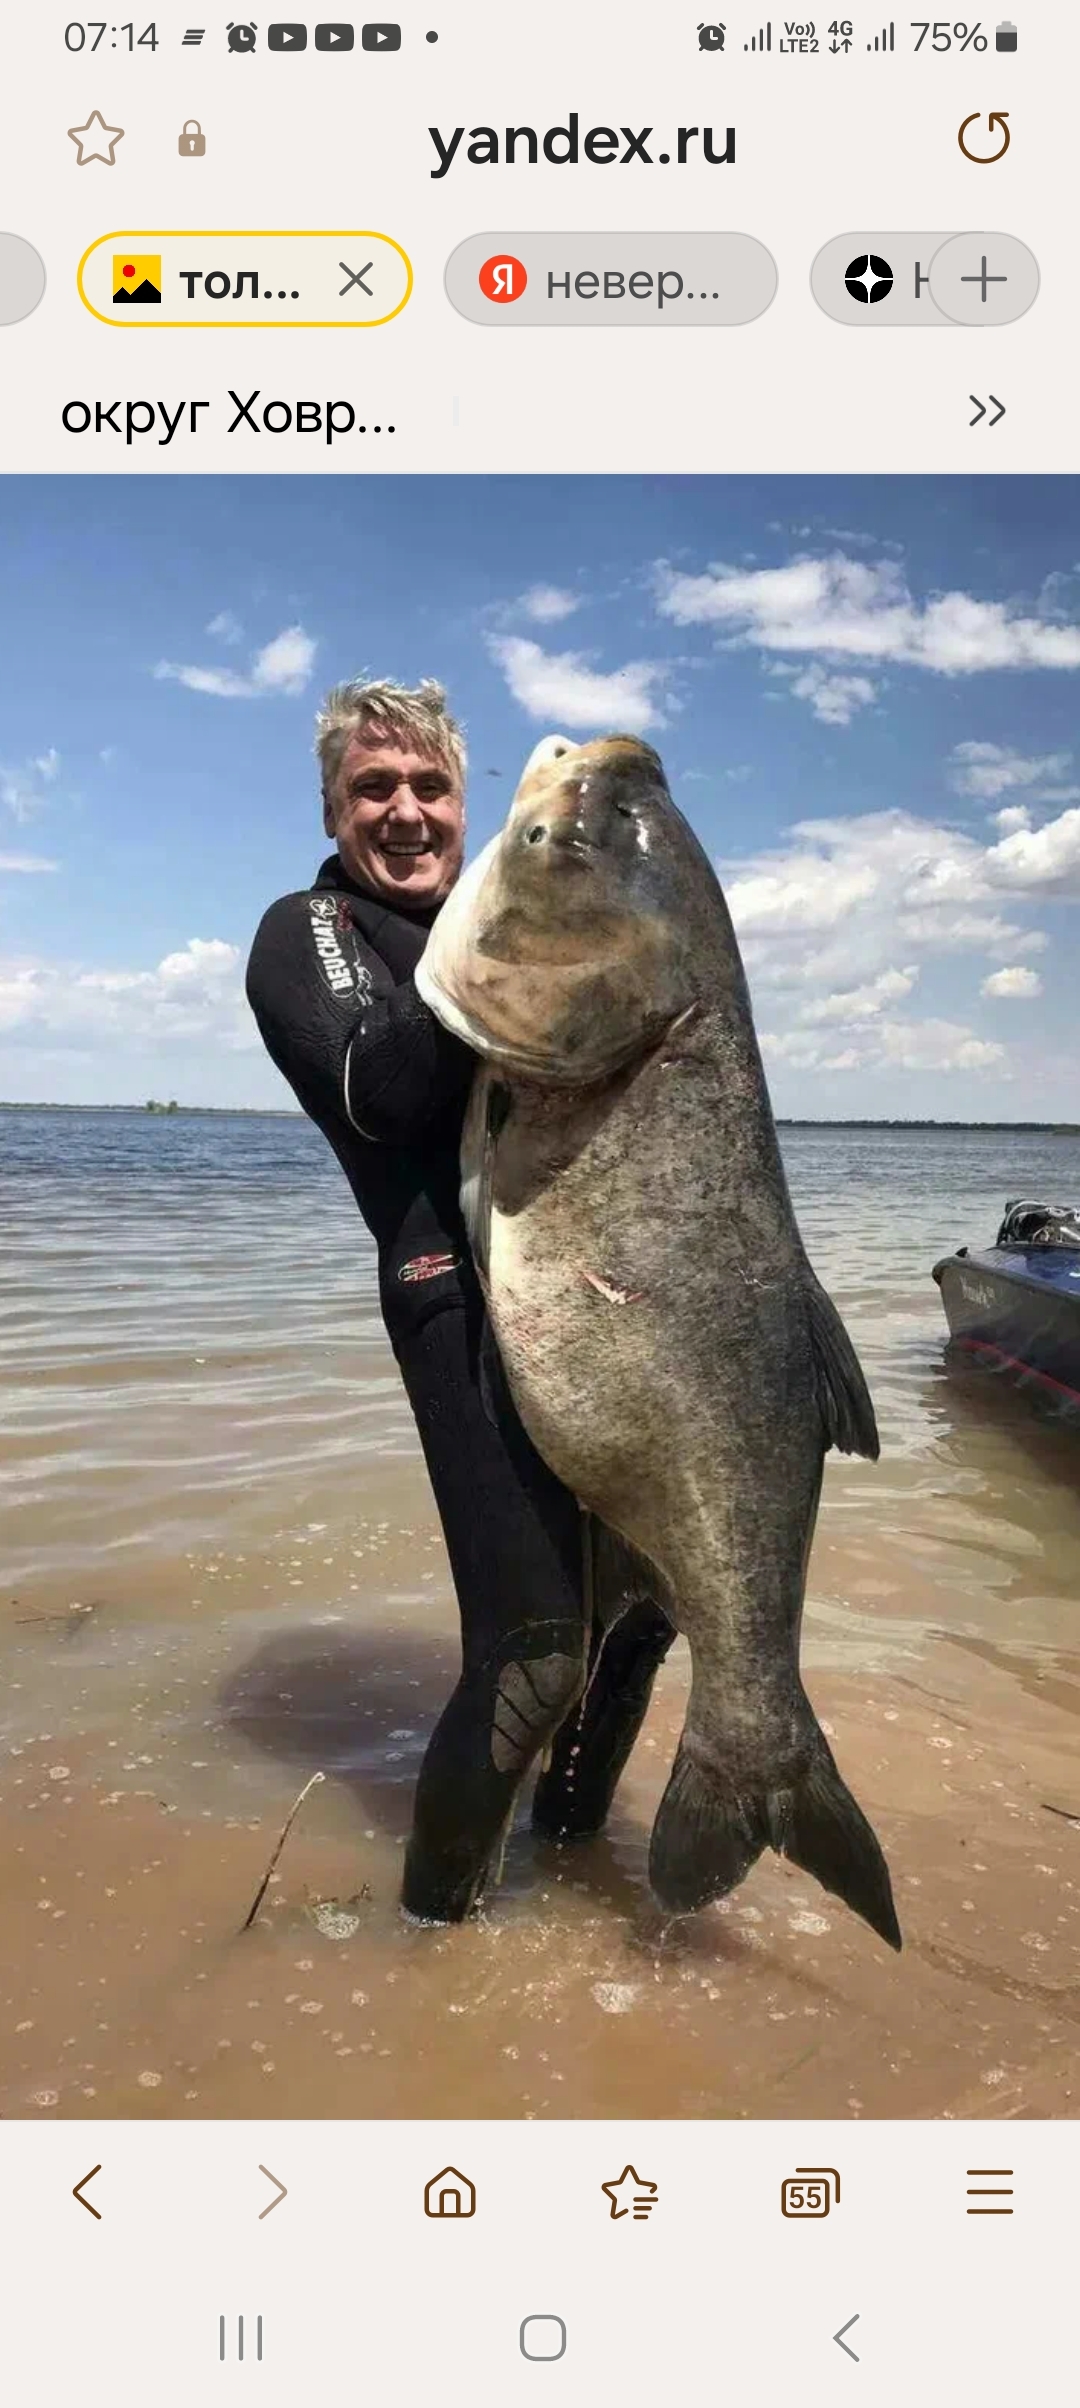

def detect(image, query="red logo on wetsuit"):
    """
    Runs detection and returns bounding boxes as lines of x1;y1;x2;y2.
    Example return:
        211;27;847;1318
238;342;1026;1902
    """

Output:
398;1251;462;1284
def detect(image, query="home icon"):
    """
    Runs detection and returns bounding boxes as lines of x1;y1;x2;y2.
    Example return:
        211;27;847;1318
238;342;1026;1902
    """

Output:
424;2166;476;2219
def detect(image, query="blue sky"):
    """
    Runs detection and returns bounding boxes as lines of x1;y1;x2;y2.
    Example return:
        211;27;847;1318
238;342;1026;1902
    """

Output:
3;472;1080;1118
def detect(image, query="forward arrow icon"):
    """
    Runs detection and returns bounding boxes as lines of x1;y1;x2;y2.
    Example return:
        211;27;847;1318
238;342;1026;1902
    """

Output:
970;394;1006;427
258;2164;288;2218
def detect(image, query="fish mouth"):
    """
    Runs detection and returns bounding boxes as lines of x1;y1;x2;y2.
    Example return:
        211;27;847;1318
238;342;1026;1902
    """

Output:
545;831;597;862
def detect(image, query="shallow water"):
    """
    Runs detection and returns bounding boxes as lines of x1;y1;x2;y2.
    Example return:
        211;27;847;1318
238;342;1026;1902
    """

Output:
2;1108;1079;2120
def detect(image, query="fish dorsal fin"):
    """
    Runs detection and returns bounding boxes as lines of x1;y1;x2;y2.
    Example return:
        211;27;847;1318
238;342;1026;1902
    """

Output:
805;1271;880;1460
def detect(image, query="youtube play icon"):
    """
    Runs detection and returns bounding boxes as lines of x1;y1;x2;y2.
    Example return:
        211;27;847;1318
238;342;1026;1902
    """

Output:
268;22;307;47
315;21;354;45
362;22;402;47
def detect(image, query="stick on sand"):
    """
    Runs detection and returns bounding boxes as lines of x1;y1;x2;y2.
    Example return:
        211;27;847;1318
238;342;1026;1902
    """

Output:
241;1770;326;1931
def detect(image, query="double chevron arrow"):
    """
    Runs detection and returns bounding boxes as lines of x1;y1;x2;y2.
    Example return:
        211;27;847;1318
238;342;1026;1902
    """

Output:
970;394;1006;427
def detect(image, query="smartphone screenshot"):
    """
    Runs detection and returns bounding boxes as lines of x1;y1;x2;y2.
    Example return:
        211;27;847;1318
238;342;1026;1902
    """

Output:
1;2;1075;2400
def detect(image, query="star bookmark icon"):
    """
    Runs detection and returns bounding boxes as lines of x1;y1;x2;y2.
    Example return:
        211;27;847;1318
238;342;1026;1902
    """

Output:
600;2166;659;2222
68;111;125;165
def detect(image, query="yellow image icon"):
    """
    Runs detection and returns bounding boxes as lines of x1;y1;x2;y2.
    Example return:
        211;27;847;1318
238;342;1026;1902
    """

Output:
112;253;161;304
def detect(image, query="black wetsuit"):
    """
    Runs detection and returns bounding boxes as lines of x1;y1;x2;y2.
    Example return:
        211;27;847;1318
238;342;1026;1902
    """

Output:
246;851;672;1919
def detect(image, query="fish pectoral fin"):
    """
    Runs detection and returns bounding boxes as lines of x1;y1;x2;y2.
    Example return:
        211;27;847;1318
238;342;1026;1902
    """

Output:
459;1072;505;1286
805;1270;880;1460
648;1733;901;1953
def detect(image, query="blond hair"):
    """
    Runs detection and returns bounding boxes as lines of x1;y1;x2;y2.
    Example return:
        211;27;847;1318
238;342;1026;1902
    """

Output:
315;677;467;800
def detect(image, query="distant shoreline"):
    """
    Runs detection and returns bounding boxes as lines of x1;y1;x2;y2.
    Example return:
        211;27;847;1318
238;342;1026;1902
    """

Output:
2;1102;1079;1134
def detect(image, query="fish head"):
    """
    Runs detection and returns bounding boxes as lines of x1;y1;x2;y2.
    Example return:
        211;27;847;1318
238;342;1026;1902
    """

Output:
418;734;719;1080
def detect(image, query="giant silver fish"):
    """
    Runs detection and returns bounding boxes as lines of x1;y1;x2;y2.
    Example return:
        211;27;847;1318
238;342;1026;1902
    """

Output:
416;734;900;1950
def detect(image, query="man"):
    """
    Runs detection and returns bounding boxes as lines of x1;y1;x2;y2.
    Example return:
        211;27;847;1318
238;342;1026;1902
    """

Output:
246;677;672;1922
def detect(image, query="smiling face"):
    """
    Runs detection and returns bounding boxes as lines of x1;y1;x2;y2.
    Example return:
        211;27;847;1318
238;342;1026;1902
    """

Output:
323;733;465;910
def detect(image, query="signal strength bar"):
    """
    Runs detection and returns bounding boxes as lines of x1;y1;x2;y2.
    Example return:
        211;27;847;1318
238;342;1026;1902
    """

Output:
745;20;772;48
868;20;895;45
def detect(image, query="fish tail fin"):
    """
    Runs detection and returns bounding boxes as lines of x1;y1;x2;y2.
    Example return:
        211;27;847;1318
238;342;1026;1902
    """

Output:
649;1744;770;1914
774;1737;902;1951
649;1731;901;1952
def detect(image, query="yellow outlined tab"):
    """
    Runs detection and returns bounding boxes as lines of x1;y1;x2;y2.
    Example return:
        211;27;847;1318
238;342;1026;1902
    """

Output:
76;231;414;328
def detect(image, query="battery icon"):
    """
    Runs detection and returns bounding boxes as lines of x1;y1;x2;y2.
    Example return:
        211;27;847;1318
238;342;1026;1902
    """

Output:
995;19;1017;47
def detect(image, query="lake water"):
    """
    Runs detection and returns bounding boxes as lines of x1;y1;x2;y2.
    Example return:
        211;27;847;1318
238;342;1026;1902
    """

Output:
2;1107;1079;2121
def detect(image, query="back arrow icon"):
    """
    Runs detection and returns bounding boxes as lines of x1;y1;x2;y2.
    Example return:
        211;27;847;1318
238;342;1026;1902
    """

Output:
833;2314;860;2362
970;394;1006;426
258;2164;288;2219
73;2164;102;2219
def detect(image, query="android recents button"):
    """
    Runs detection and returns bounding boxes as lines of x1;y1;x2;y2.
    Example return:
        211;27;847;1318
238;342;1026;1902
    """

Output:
810;231;1039;327
0;233;46;327
444;233;777;326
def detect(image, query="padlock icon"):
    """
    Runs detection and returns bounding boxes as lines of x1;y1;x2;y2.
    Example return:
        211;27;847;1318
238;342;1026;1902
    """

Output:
179;118;206;156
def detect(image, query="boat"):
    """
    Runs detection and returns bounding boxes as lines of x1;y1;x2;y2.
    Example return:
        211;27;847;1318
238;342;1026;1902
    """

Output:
933;1198;1080;1406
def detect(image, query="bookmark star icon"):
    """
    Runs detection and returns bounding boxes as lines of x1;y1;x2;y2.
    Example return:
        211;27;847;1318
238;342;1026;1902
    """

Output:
68;110;125;165
600;2166;659;2221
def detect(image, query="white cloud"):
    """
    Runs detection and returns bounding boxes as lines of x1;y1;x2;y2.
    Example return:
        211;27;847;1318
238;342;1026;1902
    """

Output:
488;634;670;733
721;805;1072;1051
774;662;877;725
758;1013;1003;1076
655;551;1080;680
154;624;316;700
797;966;918;1026
728;801;1080;992
877;1018;1005;1073
0;852;58;873
2;750;61;823
206;609;244;644
948;740;1080;803
516;585;582;625
994;804;1031;833
0;937;257;1050
982;965;1043;999
986;807;1080;893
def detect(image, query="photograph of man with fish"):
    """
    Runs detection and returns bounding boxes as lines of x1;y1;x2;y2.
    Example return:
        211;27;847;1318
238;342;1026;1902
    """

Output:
3;472;1079;2122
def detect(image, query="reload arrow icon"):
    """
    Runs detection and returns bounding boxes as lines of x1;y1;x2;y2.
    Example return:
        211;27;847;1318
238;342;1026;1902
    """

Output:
73;2164;102;2219
970;394;1006;426
958;109;1010;162
258;2164;288;2218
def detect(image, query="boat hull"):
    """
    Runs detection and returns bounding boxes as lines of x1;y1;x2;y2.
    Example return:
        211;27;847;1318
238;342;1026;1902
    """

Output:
933;1246;1080;1405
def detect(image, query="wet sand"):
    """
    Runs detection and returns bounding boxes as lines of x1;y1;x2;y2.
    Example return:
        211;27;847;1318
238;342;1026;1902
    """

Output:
3;1110;1080;2120
3;1401;1080;2122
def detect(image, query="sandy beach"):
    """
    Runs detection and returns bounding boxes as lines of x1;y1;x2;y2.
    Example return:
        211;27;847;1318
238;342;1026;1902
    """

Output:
3;1108;1080;2120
